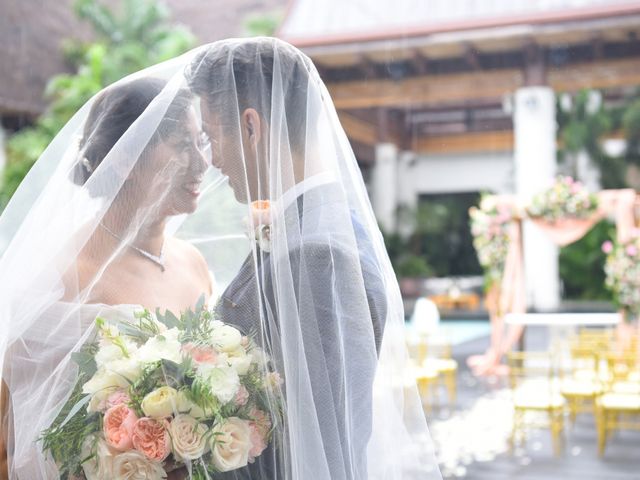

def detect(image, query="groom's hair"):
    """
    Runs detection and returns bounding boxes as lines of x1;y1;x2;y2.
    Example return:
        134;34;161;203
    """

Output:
186;38;313;152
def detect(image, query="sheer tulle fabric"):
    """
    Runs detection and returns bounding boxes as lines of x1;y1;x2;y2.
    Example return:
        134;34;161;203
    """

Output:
0;38;440;479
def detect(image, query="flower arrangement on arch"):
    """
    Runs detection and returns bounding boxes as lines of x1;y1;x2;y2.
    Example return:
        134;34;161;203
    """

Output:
40;297;282;479
603;232;640;322
526;175;598;222
469;195;515;289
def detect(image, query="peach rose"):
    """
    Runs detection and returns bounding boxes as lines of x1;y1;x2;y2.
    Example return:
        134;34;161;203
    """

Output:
106;390;131;409
103;403;138;451
248;422;268;463
182;343;218;365
132;417;171;462
210;417;252;472
250;200;271;226
235;385;249;407
249;407;272;436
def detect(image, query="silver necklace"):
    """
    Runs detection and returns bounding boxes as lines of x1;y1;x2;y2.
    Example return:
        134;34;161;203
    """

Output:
99;222;166;272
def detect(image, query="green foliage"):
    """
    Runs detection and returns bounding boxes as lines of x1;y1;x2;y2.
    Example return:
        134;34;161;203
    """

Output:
386;193;482;278
556;88;640;189
559;220;615;300
1;0;195;209
243;10;283;37
40;341;100;478
395;254;433;278
623;94;640;166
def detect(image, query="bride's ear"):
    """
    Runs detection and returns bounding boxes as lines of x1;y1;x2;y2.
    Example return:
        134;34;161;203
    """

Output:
241;108;262;148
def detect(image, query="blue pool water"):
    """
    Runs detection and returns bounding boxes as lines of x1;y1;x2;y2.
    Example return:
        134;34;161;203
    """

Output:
405;319;491;346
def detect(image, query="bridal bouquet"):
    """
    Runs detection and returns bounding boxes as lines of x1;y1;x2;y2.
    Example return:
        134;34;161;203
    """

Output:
603;232;640;321
41;298;282;479
469;195;515;287
526;175;598;222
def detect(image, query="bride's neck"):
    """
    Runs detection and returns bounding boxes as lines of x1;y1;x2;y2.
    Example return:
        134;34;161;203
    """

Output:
100;208;166;256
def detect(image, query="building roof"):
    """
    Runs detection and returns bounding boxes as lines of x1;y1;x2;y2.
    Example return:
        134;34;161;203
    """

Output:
278;0;640;47
0;0;286;117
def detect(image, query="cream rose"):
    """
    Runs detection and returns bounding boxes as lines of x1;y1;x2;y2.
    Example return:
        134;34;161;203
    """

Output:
196;364;240;404
81;435;117;480
210;325;242;352
141;386;179;418
112;450;166;479
210;417;252;472
168;414;208;461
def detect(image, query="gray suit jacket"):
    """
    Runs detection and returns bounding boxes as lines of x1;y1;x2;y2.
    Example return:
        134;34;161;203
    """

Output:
215;184;387;479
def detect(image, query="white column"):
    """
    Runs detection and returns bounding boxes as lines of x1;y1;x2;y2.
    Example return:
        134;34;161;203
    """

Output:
372;142;398;233
396;150;418;236
514;86;560;311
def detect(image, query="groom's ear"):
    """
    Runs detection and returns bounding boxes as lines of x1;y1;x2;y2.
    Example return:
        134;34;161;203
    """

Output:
241;108;262;147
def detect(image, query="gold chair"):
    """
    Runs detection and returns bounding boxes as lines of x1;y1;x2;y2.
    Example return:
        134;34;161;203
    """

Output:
595;352;640;456
422;339;458;406
559;344;602;423
406;334;438;409
507;351;565;456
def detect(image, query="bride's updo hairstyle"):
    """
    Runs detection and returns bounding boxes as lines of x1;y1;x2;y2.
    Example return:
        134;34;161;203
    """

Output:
71;77;192;195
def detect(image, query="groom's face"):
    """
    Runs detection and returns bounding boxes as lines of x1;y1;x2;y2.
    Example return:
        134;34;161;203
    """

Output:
200;98;261;204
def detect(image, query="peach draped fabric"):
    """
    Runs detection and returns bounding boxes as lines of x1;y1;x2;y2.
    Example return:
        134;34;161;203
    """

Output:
470;189;637;376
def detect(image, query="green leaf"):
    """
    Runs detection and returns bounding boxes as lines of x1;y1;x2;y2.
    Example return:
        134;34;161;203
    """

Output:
58;394;92;430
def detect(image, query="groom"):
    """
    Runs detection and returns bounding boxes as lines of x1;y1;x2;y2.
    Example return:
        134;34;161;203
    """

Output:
187;39;387;479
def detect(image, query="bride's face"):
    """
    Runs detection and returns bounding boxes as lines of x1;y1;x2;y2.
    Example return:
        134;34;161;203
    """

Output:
139;107;209;216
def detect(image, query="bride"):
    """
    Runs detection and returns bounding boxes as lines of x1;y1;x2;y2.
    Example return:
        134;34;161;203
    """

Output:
0;38;441;479
0;77;214;478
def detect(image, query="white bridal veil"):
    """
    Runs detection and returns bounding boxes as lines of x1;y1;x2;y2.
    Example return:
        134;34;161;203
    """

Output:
0;38;440;479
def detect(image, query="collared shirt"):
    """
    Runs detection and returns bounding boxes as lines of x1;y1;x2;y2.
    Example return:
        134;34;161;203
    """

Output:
276;171;336;213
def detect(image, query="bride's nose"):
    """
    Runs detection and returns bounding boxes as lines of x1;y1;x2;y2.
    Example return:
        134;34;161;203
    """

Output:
190;147;209;175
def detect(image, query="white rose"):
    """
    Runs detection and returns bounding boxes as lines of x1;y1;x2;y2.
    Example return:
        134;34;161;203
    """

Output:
197;364;240;404
83;368;129;396
211;325;242;352
210;417;252;472
112;450;166;479
81;435;117;479
95;344;126;367
141;386;179;418
226;348;252;375
169;414;208;461
136;328;182;364
104;357;143;383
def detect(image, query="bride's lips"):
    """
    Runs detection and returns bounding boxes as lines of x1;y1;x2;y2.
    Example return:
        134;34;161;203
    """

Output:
181;178;203;197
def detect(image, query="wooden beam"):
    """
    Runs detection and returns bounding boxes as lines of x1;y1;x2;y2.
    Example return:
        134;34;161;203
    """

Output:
413;130;514;154
328;58;640;110
548;58;640;91
338;110;405;147
524;40;546;86
412;49;429;75
358;54;378;79
464;43;481;70
329;68;524;109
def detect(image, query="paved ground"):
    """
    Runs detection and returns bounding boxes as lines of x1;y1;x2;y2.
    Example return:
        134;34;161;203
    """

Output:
426;324;640;480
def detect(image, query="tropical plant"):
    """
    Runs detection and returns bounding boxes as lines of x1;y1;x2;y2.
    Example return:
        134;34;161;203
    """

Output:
1;0;195;208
